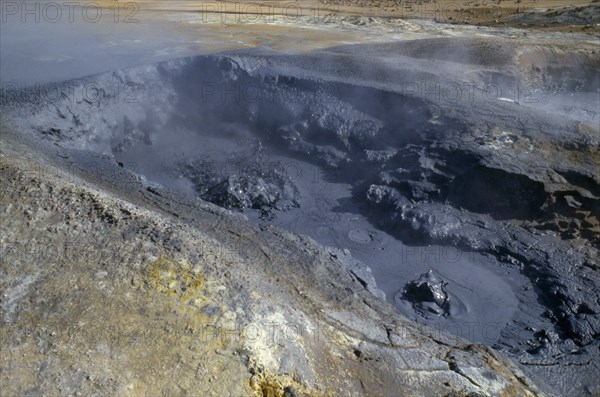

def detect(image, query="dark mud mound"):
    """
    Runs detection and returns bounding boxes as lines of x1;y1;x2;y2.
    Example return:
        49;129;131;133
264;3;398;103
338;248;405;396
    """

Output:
198;172;299;216
176;145;301;218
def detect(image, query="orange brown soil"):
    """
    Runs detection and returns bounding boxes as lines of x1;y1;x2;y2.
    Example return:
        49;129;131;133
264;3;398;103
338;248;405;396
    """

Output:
95;0;600;32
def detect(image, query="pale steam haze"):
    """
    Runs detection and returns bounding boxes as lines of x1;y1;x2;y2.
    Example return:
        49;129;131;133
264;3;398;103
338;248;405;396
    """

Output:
1;0;242;83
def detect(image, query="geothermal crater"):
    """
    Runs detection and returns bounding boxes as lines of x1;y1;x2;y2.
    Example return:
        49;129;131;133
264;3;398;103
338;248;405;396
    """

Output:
2;39;599;396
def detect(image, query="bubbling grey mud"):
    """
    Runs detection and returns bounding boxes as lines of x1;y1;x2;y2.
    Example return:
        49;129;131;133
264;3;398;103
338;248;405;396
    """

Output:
396;270;451;317
1;46;598;396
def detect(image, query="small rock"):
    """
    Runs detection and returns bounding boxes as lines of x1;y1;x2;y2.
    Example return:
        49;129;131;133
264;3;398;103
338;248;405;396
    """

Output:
283;386;301;397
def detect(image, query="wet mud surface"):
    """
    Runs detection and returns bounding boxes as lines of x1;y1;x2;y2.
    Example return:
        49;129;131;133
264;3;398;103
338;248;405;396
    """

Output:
1;33;599;395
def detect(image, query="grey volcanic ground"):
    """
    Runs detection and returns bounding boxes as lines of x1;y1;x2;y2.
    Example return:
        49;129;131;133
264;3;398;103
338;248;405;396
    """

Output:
1;7;599;397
